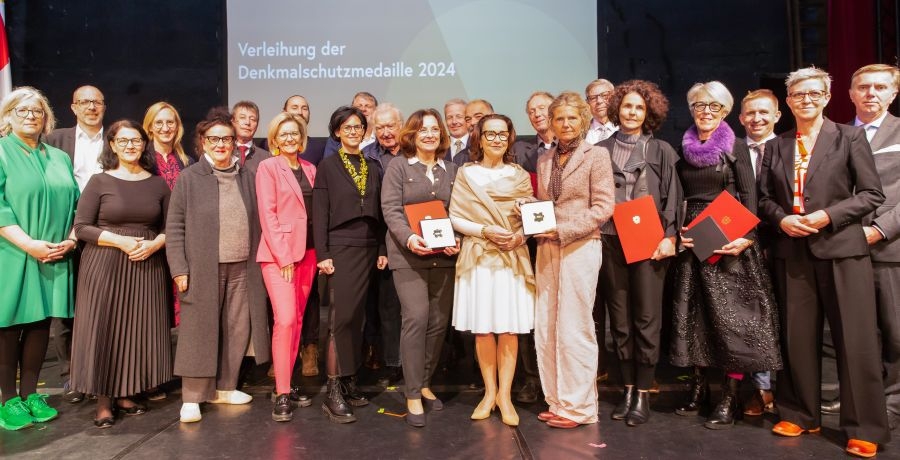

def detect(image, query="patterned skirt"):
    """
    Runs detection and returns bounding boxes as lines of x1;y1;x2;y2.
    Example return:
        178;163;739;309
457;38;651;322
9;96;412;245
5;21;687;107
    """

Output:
669;204;782;372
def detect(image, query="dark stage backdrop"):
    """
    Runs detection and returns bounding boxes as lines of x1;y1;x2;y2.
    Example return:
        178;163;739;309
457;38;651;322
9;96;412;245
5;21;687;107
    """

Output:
7;1;793;149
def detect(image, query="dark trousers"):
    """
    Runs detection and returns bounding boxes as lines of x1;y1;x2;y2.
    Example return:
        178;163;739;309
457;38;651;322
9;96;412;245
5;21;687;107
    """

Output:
325;245;377;377
874;262;900;416
300;275;321;346
393;267;454;399
378;269;402;367
518;238;540;385
50;318;73;377
773;241;889;443
598;234;668;389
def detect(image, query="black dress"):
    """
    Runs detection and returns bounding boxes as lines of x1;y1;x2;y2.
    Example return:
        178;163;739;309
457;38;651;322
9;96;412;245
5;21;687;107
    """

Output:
669;139;782;373
70;173;173;397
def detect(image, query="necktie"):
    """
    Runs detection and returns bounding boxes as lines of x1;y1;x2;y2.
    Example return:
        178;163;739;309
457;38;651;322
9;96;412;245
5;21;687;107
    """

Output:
454;139;463;156
866;125;877;143
749;143;764;178
238;145;248;166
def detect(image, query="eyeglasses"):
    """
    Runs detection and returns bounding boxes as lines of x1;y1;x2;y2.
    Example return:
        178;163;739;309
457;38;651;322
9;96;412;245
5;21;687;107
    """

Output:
114;137;144;148
586;92;612;103
75;99;105;108
691;102;724;113
204;135;235;146
788;90;827;102
417;127;441;137
482;131;510;142
277;131;301;140
153;120;177;130
341;124;364;134
12;107;45;119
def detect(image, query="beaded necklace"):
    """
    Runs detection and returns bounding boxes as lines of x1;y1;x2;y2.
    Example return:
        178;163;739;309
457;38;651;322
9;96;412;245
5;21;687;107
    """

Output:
338;147;368;197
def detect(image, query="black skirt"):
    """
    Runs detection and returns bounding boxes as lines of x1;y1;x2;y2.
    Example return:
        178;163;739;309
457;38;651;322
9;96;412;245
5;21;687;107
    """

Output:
669;205;782;372
70;227;173;397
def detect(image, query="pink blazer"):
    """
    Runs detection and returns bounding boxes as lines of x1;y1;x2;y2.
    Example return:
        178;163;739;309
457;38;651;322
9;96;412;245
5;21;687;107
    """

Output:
256;155;317;267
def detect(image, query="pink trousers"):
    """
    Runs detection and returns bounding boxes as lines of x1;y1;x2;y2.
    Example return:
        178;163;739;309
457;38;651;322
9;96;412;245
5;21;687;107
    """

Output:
261;249;317;395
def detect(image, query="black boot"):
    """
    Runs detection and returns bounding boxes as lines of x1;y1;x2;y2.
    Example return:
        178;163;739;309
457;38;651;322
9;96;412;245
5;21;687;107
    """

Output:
626;391;651;426
675;371;709;416
272;394;293;422
341;375;369;407
704;377;739;429
611;387;634;421
322;377;356;424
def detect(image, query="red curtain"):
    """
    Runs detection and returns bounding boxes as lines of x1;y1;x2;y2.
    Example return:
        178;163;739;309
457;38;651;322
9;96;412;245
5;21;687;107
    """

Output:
827;0;876;121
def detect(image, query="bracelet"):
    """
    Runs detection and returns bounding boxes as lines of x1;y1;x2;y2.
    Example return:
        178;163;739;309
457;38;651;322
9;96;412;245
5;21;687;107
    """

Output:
480;225;488;239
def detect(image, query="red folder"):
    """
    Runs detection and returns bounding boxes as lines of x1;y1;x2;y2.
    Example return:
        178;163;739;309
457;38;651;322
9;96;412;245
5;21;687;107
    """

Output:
404;200;448;254
685;191;760;263
613;195;665;263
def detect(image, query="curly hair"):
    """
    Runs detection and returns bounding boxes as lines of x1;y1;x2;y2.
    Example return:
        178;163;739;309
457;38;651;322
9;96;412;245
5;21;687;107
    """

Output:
468;114;516;163
607;80;670;133
397;108;449;158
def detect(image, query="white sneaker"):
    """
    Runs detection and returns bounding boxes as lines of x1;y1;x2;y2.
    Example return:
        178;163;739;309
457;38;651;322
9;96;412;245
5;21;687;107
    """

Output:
180;403;201;423
207;389;253;405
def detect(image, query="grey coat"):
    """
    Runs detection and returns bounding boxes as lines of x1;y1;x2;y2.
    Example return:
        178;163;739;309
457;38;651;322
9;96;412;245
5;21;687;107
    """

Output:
863;113;900;262
166;159;271;377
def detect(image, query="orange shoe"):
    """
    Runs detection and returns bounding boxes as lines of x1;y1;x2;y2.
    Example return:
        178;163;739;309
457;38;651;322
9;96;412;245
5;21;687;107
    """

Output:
537;411;557;422
846;439;877;458
771;420;821;437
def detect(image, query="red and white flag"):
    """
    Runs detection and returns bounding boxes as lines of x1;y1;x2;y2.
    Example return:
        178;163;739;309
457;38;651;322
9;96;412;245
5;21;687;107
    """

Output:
0;1;12;99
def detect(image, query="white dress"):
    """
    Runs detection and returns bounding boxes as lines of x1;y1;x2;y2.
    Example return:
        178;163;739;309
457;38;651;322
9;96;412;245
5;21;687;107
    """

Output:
450;164;535;334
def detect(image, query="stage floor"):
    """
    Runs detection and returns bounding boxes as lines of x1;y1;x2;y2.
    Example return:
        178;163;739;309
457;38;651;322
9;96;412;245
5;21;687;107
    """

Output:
3;367;891;459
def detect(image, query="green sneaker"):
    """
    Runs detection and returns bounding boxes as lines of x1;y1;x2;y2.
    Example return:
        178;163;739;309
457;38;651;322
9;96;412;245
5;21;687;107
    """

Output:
0;396;34;430
24;393;58;423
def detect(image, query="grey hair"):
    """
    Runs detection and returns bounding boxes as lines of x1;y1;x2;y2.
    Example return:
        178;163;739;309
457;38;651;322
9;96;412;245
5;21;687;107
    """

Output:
372;102;403;122
686;81;734;115
785;66;832;93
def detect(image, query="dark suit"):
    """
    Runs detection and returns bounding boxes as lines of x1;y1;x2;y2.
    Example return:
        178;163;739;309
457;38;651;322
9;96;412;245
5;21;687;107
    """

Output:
233;144;271;175
861;113;900;417
758;118;888;443
45;127;78;162
444;137;470;167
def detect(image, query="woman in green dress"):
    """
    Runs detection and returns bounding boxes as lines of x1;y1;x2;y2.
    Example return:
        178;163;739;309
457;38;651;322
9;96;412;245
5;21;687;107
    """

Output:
0;87;79;431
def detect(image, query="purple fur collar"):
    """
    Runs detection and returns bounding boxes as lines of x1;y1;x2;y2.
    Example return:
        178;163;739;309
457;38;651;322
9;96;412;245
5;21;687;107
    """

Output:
681;122;736;168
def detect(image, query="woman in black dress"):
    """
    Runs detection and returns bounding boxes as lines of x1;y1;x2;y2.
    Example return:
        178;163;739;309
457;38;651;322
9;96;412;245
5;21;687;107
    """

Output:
670;81;781;430
71;120;171;428
314;106;388;424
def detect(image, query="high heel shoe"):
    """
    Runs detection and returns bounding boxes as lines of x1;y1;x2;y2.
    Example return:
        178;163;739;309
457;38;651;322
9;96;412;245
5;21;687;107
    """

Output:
497;399;519;426
470;398;497;420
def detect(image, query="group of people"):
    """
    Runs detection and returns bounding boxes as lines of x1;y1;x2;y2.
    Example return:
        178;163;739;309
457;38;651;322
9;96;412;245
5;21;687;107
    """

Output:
0;62;897;458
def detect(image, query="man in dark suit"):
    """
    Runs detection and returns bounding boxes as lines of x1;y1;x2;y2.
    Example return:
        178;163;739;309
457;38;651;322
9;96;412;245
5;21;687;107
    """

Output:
443;98;469;166
759;66;888;456
45;85;107;404
230;100;271;174
852;64;900;430
511;91;555;403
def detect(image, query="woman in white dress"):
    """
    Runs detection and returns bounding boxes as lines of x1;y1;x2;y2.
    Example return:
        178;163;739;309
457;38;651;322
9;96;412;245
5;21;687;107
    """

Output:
449;114;535;426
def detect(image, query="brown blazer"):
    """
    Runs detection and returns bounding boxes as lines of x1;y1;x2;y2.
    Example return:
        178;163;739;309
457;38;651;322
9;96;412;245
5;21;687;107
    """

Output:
536;140;615;246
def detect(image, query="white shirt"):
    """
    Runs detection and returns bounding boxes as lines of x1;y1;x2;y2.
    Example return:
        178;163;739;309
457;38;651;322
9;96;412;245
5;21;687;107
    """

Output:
854;112;888;142
360;132;377;150
745;133;776;179
72;125;104;191
407;156;447;184
585;119;617;145
450;134;469;159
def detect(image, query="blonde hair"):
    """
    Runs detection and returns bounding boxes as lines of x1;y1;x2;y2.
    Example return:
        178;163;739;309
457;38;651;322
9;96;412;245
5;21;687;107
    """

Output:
142;101;189;165
548;91;592;138
267;112;308;155
687;81;734;115
851;63;900;90
0;86;56;136
785;66;832;93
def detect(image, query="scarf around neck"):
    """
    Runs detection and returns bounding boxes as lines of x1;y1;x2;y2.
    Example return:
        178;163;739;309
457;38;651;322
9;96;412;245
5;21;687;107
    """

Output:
681;122;735;168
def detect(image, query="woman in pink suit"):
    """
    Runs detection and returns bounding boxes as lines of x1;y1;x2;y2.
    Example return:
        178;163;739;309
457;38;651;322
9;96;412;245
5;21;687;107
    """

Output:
256;112;317;422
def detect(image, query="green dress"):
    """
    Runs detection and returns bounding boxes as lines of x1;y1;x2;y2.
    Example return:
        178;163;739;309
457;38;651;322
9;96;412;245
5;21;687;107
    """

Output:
0;133;79;327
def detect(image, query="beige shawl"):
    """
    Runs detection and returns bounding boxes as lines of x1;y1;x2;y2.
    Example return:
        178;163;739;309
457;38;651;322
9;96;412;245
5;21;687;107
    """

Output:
449;163;535;286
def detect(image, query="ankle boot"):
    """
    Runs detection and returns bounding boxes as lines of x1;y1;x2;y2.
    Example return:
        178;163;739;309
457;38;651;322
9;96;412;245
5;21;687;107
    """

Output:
675;372;709;416
704;377;739;429
341;375;369;407
611;387;634;421
626;391;651;426
322;377;356;423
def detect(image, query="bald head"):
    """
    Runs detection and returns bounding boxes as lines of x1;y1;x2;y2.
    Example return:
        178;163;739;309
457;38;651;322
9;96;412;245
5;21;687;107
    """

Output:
71;85;105;132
